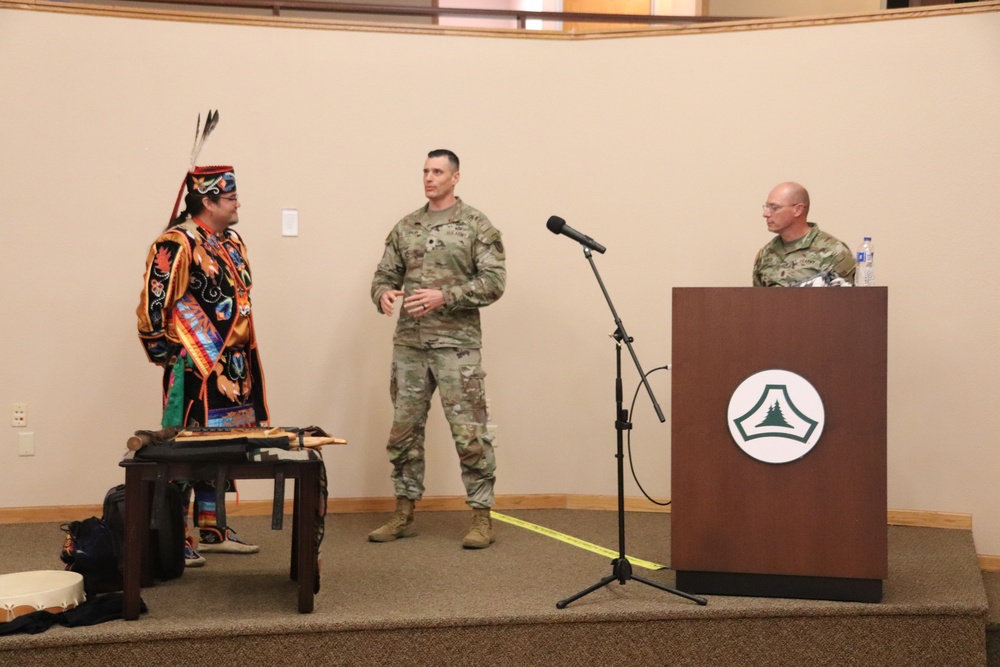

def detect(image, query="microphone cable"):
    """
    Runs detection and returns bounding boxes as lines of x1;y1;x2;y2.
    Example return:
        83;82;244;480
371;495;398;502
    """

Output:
627;364;672;507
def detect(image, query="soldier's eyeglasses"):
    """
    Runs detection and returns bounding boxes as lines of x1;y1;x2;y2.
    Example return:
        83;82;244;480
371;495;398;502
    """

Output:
762;203;798;213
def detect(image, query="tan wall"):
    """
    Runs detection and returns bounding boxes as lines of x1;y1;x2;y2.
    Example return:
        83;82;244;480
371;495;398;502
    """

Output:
2;5;1000;553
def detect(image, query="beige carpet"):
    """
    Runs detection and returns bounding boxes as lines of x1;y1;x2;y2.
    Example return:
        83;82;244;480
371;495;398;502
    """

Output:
0;510;989;666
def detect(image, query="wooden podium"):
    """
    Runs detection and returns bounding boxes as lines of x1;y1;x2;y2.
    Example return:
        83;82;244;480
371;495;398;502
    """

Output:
671;287;887;603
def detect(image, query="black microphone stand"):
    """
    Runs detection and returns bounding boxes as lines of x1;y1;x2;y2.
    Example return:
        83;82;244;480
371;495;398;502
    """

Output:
556;247;707;609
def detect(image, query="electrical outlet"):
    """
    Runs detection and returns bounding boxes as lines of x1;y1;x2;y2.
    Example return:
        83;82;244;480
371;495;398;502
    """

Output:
11;403;26;427
18;432;34;456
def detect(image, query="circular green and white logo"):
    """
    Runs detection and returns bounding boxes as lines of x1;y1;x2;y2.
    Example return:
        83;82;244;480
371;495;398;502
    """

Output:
727;370;824;464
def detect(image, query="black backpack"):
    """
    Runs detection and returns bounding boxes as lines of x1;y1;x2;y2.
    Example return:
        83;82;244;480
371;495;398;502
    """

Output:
102;482;186;581
59;516;122;597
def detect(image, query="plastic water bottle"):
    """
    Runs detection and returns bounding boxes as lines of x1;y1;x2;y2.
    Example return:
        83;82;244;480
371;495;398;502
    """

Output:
854;237;874;287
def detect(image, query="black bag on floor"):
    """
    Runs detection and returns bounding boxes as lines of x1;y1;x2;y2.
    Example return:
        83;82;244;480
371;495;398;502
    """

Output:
59;517;122;597
103;482;185;581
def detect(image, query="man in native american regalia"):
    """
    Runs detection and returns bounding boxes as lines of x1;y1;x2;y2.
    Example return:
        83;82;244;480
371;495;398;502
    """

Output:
137;114;268;566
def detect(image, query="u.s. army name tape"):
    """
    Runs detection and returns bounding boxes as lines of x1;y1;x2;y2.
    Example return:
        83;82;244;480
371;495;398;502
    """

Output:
491;511;667;571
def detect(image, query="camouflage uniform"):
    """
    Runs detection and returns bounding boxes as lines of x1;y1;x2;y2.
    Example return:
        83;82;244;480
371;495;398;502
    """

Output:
752;223;855;287
371;198;506;508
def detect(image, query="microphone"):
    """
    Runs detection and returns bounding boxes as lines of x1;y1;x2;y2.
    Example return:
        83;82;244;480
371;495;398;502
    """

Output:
545;216;606;254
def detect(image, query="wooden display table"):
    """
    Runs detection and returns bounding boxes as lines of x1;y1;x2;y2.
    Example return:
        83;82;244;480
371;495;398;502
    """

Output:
118;454;322;620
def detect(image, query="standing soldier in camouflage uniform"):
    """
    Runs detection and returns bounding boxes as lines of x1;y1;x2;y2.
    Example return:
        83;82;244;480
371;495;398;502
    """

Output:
752;182;855;287
369;149;506;549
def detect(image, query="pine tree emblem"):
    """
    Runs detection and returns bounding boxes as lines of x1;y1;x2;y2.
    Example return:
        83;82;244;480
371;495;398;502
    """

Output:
755;401;793;429
732;384;819;444
728;372;826;464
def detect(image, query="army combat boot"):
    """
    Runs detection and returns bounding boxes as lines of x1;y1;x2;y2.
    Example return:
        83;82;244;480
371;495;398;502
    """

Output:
368;497;417;542
462;508;495;549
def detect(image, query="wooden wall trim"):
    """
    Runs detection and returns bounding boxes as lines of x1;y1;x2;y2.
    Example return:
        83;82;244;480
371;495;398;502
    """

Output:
2;0;997;40
5;496;989;564
0;494;969;527
887;508;972;531
979;554;1000;572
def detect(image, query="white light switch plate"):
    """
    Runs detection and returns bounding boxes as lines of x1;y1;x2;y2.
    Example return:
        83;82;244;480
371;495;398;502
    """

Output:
281;208;299;237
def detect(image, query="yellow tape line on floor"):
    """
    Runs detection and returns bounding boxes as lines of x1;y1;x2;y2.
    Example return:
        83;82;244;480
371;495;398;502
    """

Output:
492;511;667;571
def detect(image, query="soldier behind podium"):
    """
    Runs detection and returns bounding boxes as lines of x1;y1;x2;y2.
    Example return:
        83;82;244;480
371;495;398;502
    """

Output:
369;149;506;549
137;113;267;566
752;182;855;287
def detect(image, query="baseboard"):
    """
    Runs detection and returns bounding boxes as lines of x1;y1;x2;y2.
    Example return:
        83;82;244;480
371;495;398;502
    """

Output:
979;555;1000;572
0;495;967;524
1;495;987;564
887;508;972;531
0;494;570;524
563;494;672;512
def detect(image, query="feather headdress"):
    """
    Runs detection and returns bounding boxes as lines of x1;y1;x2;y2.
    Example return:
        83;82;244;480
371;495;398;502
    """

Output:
189;109;220;170
169;110;235;225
